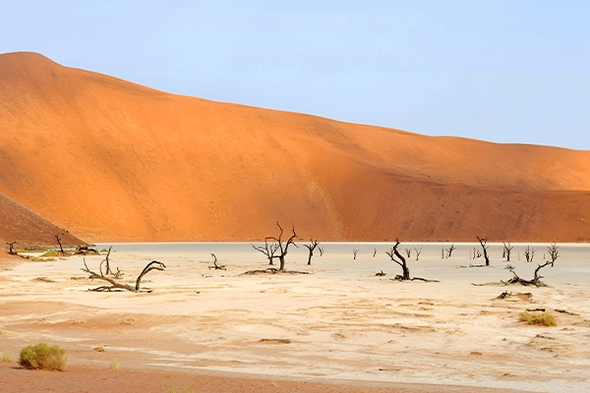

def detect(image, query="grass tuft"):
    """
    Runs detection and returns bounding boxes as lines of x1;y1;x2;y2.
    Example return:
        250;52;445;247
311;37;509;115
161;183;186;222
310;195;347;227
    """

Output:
18;343;67;371
2;351;12;362
109;359;119;371
519;311;557;326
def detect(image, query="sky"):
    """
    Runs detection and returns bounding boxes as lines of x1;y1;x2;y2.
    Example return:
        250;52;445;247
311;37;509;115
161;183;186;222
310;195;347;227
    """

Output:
1;1;589;150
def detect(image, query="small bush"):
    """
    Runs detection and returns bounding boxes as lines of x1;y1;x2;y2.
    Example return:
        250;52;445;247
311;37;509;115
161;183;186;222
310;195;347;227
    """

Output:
18;343;67;371
519;311;556;327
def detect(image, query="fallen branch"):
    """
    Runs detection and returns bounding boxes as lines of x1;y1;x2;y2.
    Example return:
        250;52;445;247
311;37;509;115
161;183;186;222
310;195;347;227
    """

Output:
82;259;165;293
242;268;312;275
208;253;226;270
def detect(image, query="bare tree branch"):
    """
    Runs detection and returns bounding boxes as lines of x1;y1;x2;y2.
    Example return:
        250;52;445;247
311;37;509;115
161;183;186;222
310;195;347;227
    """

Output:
304;237;320;265
81;258;165;293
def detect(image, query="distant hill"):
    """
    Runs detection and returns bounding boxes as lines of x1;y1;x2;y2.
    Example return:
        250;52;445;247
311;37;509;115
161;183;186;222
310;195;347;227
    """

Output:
0;192;85;247
1;51;589;242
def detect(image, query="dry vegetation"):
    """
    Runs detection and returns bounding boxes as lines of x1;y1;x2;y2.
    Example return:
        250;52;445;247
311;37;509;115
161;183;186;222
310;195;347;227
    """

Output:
18;342;67;371
519;311;557;327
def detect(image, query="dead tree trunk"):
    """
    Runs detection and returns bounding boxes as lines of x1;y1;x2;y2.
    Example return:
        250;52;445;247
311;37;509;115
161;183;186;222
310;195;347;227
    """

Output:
82;259;166;292
386;240;410;280
446;244;456;258
6;242;17;255
353;249;359;260
477;236;490;266
209;253;226;270
414;247;422;261
55;233;65;255
266;222;297;272
502;242;514;262
304;238;320;265
103;246;113;275
505;260;555;287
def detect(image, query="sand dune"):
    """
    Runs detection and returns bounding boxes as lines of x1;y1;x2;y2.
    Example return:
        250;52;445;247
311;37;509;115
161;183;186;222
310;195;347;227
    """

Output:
1;52;589;242
0;192;85;247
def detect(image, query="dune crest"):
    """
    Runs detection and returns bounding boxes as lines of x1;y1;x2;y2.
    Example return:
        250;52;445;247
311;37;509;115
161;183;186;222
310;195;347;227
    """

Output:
1;52;589;242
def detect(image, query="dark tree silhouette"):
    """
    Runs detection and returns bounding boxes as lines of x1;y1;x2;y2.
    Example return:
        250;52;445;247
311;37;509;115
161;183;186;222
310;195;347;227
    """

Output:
55;233;65;255
385;240;410;280
524;245;535;262
304;238;320;265
414;247;422;261
502;242;514;262
477;236;490;266
252;239;279;265
266;222;297;272
82;259;165;292
6;242;17;255
547;243;559;265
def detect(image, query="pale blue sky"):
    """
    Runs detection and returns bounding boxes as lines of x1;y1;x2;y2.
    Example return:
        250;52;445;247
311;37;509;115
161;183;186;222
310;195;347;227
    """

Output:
2;1;589;150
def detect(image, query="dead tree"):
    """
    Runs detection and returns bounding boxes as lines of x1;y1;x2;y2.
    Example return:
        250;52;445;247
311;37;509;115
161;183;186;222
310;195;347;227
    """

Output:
547;243;559;266
102;246;114;276
385;240;410;280
5;242;17;255
252;240;279;265
82;259;166;292
414;247;422;261
373;248;377;258
353;249;359;260
504;260;555;287
502;242;514;262
405;248;412;258
266;222;297;272
304;238;320;265
318;246;324;257
209;253;226;270
477;236;490;266
55;233;66;255
446;244;456;258
524;245;535;262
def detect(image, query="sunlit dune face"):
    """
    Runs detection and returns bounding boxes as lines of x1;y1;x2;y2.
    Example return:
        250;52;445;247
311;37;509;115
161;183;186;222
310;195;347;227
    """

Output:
1;52;590;242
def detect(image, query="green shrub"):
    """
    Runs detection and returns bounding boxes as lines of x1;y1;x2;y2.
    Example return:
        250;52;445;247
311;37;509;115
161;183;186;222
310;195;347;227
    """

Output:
18;343;67;371
519;311;557;327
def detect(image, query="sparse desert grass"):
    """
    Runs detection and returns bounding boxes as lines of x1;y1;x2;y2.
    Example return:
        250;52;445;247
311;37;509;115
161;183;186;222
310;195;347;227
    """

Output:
2;351;12;362
18;343;67;371
519;311;557;326
39;250;59;257
109;359;119;371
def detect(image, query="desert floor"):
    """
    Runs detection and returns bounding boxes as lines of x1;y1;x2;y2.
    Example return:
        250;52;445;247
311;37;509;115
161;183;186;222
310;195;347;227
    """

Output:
1;242;589;393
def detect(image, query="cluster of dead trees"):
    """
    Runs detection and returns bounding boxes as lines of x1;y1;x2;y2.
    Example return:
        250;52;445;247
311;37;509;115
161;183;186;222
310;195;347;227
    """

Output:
250;222;321;274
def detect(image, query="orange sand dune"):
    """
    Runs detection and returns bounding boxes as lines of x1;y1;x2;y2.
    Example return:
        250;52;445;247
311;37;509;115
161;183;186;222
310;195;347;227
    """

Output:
1;52;589;242
0;192;85;247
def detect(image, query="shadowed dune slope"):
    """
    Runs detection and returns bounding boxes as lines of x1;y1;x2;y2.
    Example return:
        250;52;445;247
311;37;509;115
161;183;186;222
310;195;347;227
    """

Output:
0;192;85;247
1;52;589;242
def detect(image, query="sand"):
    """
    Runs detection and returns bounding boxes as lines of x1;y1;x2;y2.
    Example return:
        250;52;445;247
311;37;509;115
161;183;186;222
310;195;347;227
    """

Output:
1;242;589;392
2;52;590;243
